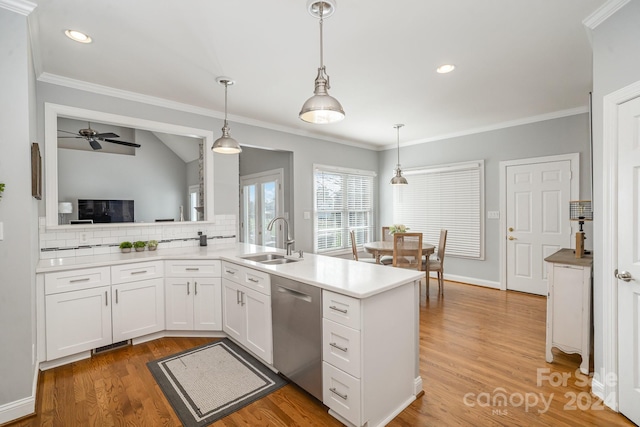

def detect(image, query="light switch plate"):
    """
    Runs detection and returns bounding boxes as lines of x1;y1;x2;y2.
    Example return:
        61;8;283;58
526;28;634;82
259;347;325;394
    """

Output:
487;211;500;219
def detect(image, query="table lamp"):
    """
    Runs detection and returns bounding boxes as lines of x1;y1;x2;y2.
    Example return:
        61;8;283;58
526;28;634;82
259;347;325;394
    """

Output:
58;202;73;225
569;200;592;258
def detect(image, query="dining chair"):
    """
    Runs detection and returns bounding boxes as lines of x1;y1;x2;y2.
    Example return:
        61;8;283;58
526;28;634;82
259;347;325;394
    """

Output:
380;226;394;265
423;229;448;293
392;232;423;270
350;230;377;263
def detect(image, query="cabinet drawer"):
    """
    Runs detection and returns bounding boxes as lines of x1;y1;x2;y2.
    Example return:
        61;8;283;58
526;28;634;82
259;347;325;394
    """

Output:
322;362;361;426
44;267;111;295
323;290;361;330
165;260;221;277
111;261;164;284
222;262;270;295
323;319;361;378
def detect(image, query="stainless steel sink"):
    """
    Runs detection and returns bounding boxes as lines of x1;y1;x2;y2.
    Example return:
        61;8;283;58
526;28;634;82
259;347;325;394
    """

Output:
240;253;301;264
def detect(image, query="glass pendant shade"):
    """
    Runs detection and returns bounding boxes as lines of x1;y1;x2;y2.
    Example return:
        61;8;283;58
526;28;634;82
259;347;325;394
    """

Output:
212;77;242;154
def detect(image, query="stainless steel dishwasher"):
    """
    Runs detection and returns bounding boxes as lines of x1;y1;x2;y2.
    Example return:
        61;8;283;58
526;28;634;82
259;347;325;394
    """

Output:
271;275;322;401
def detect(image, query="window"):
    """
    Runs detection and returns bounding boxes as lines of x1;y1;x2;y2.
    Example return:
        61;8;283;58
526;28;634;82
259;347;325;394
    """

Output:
393;160;484;259
314;165;376;253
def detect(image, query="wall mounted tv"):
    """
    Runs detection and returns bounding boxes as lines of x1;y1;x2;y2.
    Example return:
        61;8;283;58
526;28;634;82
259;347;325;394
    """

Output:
78;199;134;223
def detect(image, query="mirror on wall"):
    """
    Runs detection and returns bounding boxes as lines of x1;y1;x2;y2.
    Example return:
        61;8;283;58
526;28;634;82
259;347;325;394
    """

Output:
44;103;215;228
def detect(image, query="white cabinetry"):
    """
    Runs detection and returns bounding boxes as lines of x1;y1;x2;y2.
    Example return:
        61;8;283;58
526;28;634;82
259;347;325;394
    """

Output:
322;285;418;427
544;249;593;375
111;261;165;341
221;261;272;364
44;262;164;362
165;260;222;331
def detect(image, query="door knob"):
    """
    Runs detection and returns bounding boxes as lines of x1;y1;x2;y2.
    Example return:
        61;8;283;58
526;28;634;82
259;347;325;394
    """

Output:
615;269;633;282
508;227;514;232
508;236;515;240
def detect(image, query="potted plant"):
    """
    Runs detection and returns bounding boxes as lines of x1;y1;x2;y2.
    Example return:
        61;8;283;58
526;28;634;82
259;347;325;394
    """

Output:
133;240;147;252
147;240;158;251
0;183;5;200
388;224;409;234
119;241;133;253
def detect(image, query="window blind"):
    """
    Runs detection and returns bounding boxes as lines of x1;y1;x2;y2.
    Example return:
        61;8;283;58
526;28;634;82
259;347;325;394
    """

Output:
314;165;375;253
393;161;484;259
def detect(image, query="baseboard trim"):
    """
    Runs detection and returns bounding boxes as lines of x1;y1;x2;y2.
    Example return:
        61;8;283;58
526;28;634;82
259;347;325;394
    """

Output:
414;376;423;396
592;377;604;401
429;272;501;289
0;394;35;425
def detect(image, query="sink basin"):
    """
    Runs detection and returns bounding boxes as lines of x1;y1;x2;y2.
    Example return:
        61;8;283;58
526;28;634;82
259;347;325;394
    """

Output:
240;253;301;265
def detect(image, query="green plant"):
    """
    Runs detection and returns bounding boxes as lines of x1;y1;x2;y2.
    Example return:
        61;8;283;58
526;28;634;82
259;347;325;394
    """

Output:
0;183;5;200
388;224;409;234
119;241;133;249
133;241;146;249
148;240;158;247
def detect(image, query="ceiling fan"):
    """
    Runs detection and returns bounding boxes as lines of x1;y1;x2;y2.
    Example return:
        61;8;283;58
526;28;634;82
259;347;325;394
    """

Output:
57;122;141;150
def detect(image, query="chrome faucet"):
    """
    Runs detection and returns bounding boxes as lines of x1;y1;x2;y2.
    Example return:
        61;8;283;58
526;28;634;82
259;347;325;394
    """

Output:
267;216;295;255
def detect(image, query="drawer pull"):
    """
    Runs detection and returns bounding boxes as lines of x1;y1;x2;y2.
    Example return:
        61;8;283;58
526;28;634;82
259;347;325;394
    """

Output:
329;305;348;314
69;277;90;283
329;342;348;352
194;281;198;295
248;277;259;283
329;387;348;400
187;282;190;295
131;270;148;275
185;267;200;271
105;291;108;306
226;269;236;275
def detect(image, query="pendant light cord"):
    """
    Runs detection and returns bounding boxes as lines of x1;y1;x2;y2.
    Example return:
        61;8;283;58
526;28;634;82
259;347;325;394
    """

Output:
319;2;324;69
397;126;400;165
223;82;229;125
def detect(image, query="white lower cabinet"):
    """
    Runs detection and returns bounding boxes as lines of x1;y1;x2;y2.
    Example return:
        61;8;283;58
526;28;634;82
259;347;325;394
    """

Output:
221;261;272;364
112;278;164;341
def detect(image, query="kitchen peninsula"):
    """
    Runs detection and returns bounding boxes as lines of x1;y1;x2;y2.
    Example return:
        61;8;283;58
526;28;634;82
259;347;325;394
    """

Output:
36;243;424;427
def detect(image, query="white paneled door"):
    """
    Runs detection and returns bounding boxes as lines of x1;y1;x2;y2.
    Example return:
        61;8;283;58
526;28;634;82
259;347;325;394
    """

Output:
240;169;283;247
617;96;640;425
506;161;571;295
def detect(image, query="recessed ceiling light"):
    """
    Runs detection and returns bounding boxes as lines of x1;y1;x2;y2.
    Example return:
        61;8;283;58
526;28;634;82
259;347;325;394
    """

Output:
64;29;92;44
436;64;455;74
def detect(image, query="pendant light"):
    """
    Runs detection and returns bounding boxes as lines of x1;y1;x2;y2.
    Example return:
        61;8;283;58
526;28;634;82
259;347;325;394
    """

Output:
212;77;242;154
390;124;408;185
299;0;345;124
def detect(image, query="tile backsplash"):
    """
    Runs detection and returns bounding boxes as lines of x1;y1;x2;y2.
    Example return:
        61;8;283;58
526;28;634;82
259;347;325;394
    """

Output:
39;215;237;259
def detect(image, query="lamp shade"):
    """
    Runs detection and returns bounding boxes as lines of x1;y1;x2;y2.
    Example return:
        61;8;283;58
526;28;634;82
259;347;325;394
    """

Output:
58;202;73;214
569;200;592;221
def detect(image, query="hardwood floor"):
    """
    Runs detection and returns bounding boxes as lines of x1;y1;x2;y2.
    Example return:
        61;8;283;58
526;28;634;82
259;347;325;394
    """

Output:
6;280;635;427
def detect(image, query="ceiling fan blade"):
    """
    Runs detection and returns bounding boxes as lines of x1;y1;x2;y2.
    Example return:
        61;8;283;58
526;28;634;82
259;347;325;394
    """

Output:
89;139;102;150
94;132;119;139
58;129;80;136
58;136;84;139
102;138;141;148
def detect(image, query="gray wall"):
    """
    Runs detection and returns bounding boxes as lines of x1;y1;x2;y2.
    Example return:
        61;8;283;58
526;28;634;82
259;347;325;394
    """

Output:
239;146;294;237
58;130;188;222
591;0;640;397
379;113;592;284
0;7;38;409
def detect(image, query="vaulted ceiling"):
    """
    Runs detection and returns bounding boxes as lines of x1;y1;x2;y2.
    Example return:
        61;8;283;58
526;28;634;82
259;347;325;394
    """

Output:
29;0;605;149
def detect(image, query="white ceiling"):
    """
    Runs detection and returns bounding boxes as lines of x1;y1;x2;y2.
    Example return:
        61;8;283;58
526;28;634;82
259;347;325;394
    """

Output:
29;0;605;150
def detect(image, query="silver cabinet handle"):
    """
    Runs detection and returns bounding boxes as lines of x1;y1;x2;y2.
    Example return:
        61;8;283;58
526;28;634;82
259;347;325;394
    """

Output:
131;270;147;275
615;269;633;282
70;277;90;283
329;305;348;314
105;291;108;306
329;342;348;352
226;269;236;275
194;281;198;295
185;267;200;271
115;289;118;304
237;289;241;305
240;291;245;306
187;281;190;295
329;387;348;400
248;277;259;283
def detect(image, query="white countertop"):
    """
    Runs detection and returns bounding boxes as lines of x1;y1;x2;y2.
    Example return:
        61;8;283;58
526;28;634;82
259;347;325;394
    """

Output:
36;243;424;299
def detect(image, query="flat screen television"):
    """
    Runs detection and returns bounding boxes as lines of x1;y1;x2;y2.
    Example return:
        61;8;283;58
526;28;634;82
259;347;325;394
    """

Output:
78;199;134;223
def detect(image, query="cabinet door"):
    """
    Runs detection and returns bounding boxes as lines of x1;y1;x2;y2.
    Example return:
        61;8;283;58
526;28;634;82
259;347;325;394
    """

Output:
45;286;112;360
165;278;194;330
222;279;244;342
193;277;222;331
243;286;273;364
112;278;164;341
551;265;583;351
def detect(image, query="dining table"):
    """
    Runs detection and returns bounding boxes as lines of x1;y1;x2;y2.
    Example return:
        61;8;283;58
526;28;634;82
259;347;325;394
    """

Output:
363;240;435;267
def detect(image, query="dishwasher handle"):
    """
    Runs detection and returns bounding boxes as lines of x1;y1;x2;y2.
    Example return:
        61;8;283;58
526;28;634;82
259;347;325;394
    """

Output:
276;285;313;303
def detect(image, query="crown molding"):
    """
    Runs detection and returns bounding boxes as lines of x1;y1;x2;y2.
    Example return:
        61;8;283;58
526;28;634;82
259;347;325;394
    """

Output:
0;0;36;15
380;106;589;151
583;0;630;30
37;72;374;151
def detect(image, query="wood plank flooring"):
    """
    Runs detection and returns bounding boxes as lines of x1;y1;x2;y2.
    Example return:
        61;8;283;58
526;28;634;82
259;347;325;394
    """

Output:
5;280;635;427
